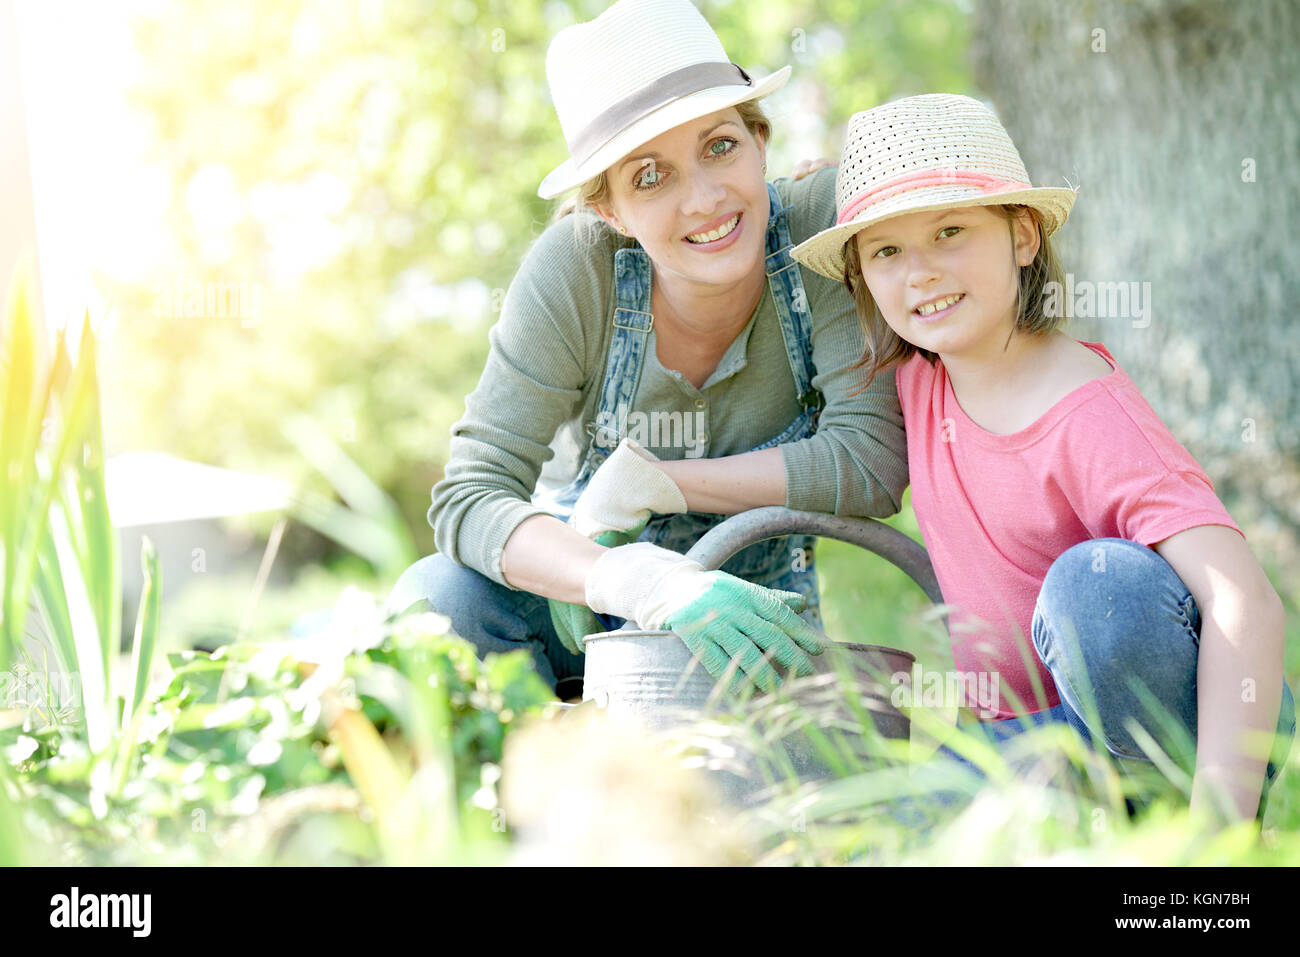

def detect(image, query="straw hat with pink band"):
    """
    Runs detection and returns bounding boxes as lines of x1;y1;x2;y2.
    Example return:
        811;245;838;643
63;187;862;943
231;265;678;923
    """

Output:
791;93;1078;280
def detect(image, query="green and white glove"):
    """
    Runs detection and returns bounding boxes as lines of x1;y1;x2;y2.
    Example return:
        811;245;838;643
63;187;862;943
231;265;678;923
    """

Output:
548;526;644;656
585;542;825;695
547;438;689;656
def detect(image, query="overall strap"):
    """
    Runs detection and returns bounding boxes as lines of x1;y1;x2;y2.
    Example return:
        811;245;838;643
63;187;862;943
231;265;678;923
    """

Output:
581;245;655;470
763;182;824;421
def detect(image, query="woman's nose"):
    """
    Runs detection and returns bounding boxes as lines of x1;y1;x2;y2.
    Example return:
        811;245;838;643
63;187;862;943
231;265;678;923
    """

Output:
679;168;727;217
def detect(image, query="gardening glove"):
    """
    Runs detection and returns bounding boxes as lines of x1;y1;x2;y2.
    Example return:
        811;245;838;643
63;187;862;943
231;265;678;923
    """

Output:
547;438;689;656
570;437;688;539
548;526;645;656
584;542;825;695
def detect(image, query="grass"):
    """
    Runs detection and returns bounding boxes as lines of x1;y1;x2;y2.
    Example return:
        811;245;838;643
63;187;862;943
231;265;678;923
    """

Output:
800;488;1300;856
4;245;1296;865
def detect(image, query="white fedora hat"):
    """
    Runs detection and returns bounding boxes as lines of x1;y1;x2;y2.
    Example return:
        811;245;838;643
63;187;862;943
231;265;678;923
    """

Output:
537;0;790;200
791;94;1078;280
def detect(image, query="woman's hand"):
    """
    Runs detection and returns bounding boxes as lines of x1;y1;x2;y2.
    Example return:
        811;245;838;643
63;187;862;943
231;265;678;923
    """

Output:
569;437;687;538
585;542;825;694
790;157;837;181
548;438;688;654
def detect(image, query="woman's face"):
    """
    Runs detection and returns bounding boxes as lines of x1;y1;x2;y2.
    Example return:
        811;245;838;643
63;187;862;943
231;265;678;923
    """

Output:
853;205;1039;360
594;107;768;292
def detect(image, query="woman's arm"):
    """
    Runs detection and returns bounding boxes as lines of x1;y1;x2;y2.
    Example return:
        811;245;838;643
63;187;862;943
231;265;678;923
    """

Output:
772;168;909;518
1153;524;1287;828
430;217;611;586
500;514;606;603
654;446;786;514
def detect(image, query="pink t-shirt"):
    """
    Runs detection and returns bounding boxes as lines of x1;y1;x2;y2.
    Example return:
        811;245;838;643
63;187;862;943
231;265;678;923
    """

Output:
896;340;1242;721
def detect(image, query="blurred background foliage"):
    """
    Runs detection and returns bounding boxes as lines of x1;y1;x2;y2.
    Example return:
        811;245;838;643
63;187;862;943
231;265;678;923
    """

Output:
55;0;1298;664
8;0;1298;866
102;0;972;577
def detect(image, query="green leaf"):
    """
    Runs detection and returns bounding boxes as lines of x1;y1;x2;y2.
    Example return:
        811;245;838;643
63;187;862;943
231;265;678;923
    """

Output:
124;536;162;727
0;256;42;660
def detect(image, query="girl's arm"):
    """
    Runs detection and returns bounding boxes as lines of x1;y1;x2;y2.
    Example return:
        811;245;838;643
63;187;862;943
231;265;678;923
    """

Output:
1153;524;1287;828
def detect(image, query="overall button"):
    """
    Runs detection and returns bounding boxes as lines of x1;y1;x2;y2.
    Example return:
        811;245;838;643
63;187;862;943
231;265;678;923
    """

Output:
693;398;706;410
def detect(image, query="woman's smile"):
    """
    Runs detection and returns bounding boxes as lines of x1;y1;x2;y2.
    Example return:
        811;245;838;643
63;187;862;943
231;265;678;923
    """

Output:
683;211;743;249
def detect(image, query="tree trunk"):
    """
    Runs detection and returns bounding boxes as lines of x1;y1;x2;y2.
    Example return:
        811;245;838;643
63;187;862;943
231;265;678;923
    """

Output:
972;0;1300;567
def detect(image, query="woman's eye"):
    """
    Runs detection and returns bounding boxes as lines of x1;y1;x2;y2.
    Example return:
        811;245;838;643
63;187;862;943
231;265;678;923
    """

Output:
708;137;739;157
938;226;962;239
634;164;665;191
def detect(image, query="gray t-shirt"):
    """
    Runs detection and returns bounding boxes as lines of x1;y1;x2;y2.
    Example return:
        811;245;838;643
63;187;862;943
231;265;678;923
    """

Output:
429;166;908;586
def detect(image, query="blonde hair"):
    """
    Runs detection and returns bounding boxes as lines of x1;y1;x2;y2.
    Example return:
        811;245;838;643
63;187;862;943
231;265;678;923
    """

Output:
844;205;1067;390
550;99;773;224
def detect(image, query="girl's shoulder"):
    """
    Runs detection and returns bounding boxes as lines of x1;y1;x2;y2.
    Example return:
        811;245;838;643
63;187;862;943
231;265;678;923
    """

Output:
1060;337;1118;384
1030;340;1203;478
1020;337;1118;421
895;351;939;387
893;352;940;419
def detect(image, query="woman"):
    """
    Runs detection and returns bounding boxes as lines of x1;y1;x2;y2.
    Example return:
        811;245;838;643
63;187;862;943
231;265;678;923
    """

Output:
388;0;908;699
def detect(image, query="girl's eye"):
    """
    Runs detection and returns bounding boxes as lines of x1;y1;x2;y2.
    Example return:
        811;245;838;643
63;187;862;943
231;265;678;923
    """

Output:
708;136;739;157
872;246;899;260
938;226;963;239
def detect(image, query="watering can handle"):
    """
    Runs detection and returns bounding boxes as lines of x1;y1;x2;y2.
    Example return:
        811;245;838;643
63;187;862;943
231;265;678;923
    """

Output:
683;506;943;605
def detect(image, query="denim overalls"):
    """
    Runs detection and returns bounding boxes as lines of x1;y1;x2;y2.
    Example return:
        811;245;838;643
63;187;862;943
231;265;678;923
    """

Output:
533;183;826;627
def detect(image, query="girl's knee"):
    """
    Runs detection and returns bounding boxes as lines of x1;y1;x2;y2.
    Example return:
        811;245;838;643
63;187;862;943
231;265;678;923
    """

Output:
1033;539;1200;693
1037;538;1191;627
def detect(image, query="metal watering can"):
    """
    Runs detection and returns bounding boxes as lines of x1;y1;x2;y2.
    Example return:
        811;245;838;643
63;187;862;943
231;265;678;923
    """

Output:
577;506;944;807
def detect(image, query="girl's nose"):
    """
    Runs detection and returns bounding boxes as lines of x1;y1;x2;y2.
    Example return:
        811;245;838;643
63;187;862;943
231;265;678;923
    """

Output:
905;248;942;287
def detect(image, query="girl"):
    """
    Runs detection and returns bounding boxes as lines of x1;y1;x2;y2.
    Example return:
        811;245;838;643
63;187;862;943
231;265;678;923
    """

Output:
790;93;1295;829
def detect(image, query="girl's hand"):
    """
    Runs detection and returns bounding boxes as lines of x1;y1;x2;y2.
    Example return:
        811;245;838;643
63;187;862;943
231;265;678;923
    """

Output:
790;157;837;181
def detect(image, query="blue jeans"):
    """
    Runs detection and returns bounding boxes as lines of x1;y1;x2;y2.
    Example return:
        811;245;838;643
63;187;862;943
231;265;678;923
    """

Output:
386;553;586;695
930;538;1296;816
386;546;823;698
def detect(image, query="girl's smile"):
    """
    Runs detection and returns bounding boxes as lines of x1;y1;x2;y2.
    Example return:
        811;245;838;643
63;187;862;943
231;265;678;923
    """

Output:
911;291;965;322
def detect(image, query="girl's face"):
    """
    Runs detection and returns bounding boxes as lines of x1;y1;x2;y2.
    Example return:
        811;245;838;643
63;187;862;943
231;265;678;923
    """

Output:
853;205;1039;360
594;107;768;293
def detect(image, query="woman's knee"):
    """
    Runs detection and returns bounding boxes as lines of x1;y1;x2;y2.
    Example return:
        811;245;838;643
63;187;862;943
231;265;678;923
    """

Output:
387;553;495;622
